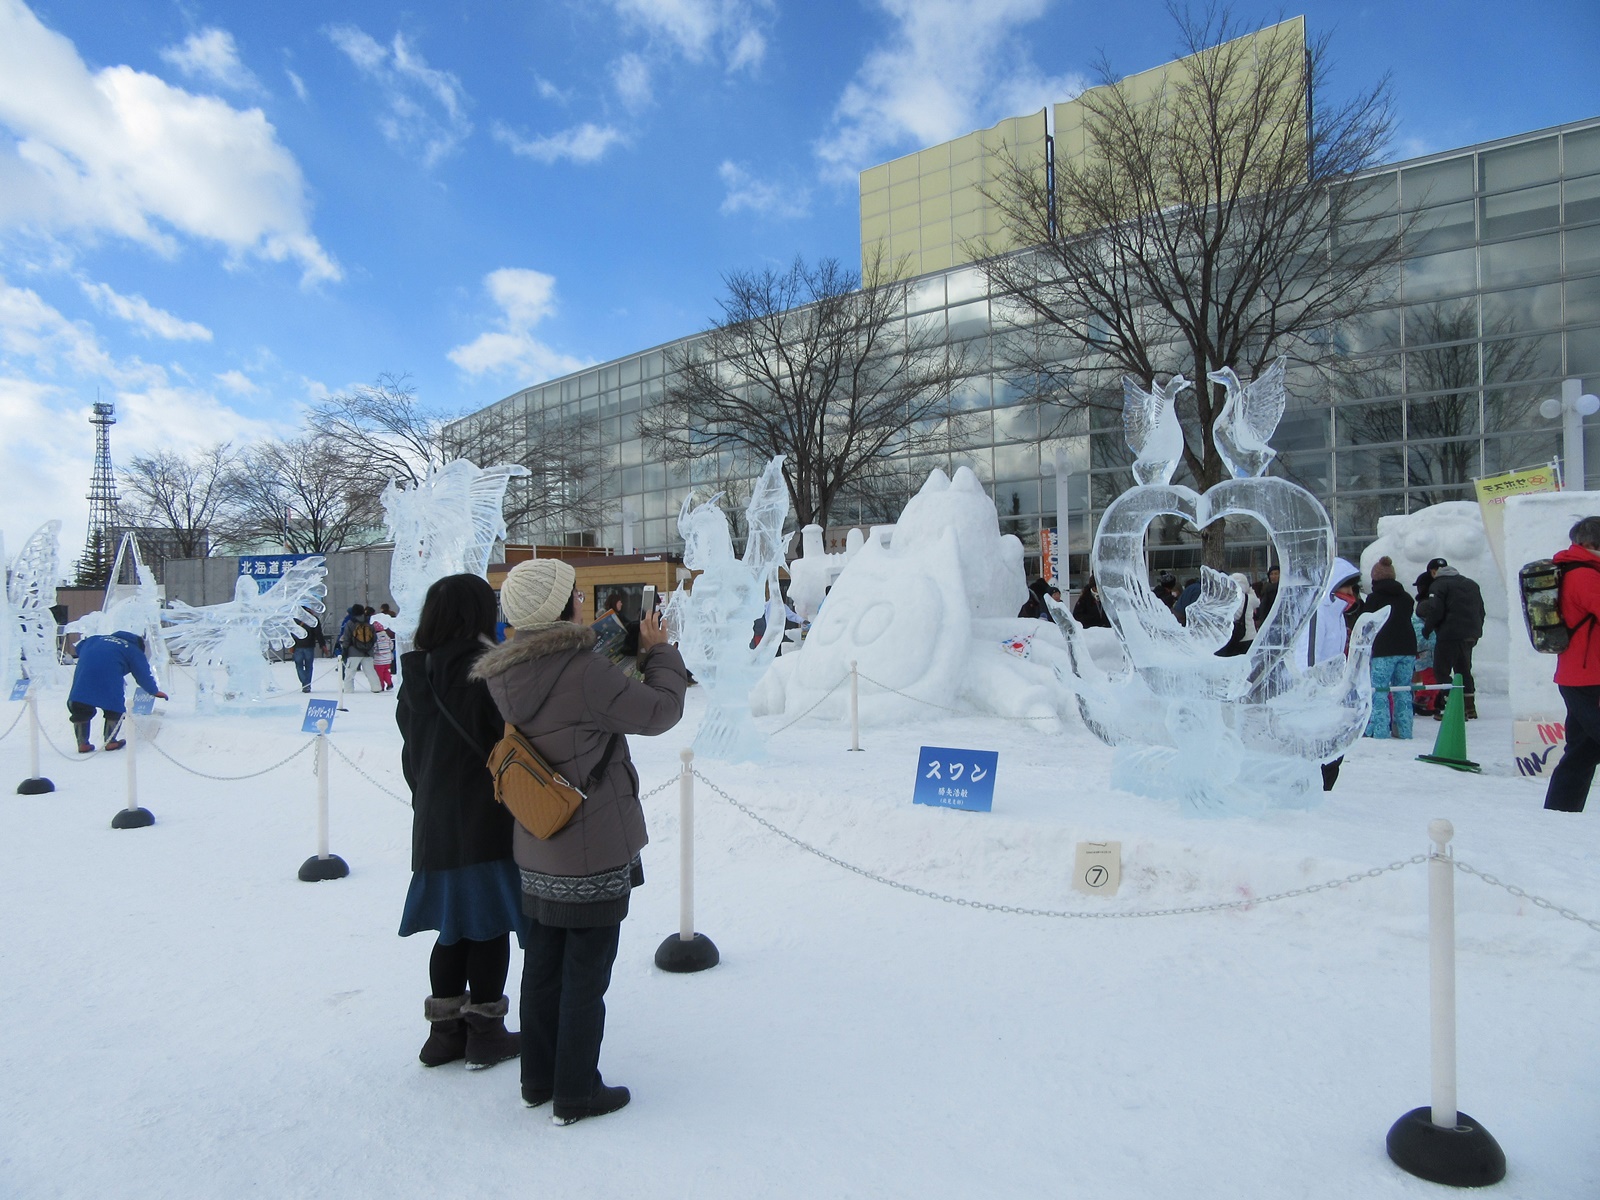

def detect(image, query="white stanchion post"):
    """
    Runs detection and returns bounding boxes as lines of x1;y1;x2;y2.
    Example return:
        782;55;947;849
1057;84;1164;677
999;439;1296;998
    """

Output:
1385;819;1505;1186
298;722;349;880
849;660;862;752
17;691;55;794
110;712;153;828
1428;818;1458;1129
653;747;718;972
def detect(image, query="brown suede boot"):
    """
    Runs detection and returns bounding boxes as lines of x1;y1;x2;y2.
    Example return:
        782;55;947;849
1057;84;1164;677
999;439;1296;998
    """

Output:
419;994;469;1067
1464;693;1478;720
461;996;520;1070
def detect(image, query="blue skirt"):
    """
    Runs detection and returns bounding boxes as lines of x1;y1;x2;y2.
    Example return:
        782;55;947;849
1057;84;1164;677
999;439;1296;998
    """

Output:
399;859;529;946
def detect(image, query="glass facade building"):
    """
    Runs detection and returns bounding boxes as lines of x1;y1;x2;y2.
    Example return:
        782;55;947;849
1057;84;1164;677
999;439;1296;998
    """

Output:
458;115;1600;581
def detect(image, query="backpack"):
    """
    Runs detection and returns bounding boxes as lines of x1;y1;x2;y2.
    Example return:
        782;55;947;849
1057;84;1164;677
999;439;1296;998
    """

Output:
350;621;375;648
1519;559;1600;653
422;655;618;841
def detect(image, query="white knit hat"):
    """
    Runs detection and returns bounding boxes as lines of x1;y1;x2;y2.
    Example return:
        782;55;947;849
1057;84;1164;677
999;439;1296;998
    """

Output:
499;559;576;627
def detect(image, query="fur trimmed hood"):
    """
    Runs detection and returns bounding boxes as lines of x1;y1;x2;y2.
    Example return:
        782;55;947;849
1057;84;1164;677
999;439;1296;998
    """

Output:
470;623;596;682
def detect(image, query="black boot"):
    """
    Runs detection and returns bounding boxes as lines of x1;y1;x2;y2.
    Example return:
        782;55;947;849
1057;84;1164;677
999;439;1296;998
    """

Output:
551;1082;630;1126
461;996;520;1070
102;714;126;751
73;721;94;753
419;994;469;1067
1464;693;1478;720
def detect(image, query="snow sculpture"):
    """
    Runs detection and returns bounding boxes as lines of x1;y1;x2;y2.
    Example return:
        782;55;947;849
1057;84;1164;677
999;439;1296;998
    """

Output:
663;456;791;762
1360;500;1507;694
1048;361;1383;815
10;521;64;687
787;523;870;622
383;460;531;645
162;559;327;705
66;534;168;675
753;466;1079;724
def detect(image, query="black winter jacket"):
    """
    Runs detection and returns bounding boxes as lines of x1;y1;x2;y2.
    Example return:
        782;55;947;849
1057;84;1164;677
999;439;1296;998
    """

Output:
1417;568;1485;641
395;637;513;873
1358;578;1418;657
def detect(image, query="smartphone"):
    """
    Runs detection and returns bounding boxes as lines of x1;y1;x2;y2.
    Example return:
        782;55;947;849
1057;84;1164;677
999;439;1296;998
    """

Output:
641;585;657;614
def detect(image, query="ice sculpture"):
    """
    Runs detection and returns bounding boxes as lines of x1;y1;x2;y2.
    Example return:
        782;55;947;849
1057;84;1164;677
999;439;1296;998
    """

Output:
65;534;168;676
662;456;791;761
383;460;531;646
10;521;64;687
753;466;1079;725
1124;373;1191;485
0;533;13;688
1209;358;1287;478
1046;366;1383;815
162;559;327;705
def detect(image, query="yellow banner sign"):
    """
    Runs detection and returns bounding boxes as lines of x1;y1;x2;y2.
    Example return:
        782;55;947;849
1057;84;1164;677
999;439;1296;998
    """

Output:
1475;464;1560;574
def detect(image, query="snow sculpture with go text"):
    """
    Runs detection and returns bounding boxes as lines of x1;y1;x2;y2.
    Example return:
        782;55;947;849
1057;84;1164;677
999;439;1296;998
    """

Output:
382;460;531;646
1047;359;1383;815
162;559;328;706
662;456;791;762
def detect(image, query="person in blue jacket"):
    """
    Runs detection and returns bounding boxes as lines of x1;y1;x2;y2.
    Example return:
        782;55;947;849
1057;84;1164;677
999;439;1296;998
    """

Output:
68;631;166;753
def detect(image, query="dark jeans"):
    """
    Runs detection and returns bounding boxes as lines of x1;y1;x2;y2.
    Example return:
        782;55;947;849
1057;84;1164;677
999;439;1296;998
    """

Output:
429;934;510;1004
292;647;315;687
1433;637;1477;696
521;920;621;1103
1545;684;1600;812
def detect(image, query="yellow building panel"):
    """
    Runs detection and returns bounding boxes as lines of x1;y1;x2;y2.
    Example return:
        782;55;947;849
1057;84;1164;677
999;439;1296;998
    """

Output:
948;130;982;165
920;168;951;197
950;210;985;244
920;192;953;224
889;179;920;209
888;154;920;185
918;143;951;173
860;186;890;218
860;163;891;195
948;156;982;191
920;244;955;273
888;204;922;235
860;213;891;244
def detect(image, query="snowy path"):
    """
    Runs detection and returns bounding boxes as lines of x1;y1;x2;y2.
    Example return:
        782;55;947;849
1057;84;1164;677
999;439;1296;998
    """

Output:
1;665;1595;1198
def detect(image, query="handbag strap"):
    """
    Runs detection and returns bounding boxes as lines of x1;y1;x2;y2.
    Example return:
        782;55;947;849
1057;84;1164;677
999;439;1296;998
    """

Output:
424;651;620;794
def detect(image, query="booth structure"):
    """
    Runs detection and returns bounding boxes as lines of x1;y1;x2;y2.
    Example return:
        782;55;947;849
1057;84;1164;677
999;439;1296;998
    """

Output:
489;546;685;628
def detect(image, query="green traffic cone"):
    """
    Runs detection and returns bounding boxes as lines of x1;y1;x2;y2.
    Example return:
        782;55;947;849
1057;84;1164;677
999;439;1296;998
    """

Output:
1417;672;1481;773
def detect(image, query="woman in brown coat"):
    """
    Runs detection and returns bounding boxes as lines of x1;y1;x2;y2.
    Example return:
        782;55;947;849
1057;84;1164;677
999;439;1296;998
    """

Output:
471;557;688;1125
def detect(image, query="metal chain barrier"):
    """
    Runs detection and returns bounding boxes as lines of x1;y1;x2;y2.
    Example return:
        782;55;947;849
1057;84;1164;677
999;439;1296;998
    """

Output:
691;767;1425;918
639;776;677;803
38;721;96;763
766;674;851;736
1453;859;1600;933
326;741;412;807
0;704;25;744
145;737;313;781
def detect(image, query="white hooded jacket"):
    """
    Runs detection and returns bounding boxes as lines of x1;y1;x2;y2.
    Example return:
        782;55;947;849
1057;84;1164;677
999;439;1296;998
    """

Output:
1294;557;1361;669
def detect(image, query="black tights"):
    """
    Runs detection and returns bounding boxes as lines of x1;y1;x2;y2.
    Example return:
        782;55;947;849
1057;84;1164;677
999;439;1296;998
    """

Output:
429;935;510;1003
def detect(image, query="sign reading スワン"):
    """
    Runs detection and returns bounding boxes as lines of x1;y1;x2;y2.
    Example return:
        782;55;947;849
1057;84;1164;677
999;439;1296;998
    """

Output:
912;746;999;813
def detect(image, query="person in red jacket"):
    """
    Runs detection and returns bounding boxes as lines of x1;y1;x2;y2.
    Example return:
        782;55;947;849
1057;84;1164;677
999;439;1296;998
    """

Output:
1543;516;1600;812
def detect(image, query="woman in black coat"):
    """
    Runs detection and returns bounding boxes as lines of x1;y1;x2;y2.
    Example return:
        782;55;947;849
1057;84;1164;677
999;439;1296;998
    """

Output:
1358;556;1420;739
396;574;527;1070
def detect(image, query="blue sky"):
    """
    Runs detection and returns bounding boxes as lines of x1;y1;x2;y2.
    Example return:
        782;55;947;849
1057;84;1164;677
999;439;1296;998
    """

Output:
1;0;1597;563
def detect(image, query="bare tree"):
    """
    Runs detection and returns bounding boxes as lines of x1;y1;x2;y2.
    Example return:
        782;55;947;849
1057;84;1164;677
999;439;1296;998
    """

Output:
224;436;384;554
639;252;971;531
118;443;235;559
311;373;611;537
977;7;1410;564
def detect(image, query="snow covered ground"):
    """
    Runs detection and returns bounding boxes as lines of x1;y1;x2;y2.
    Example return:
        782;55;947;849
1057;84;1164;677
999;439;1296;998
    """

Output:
1;661;1596;1198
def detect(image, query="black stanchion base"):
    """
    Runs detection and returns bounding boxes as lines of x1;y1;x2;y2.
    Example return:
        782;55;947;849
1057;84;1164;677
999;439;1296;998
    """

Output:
16;777;54;794
111;807;155;829
654;932;719;973
299;854;350;882
1386;1107;1506;1188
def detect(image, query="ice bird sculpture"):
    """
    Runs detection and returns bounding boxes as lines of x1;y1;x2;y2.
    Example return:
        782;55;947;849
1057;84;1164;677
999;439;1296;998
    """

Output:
66;534;168;675
1123;373;1191;486
1208;357;1288;479
663;456;791;762
10;521;65;688
383;459;530;646
162;559;327;704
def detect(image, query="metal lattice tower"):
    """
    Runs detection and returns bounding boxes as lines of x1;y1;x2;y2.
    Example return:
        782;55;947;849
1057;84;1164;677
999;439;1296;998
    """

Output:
76;400;121;587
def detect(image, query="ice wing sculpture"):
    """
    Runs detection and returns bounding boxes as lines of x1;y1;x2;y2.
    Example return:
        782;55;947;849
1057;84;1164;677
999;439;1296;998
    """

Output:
10;521;64;687
0;533;13;688
1049;368;1380;815
663;456;790;762
163;558;327;704
1209;357;1288;478
66;534;168;675
383;459;531;645
1123;373;1190;486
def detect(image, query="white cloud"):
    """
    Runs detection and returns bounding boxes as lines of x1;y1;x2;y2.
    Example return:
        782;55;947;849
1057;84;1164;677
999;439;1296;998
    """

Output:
327;25;471;167
215;368;257;395
79;280;211;341
610;53;653;110
607;0;772;72
159;27;260;94
286;69;309;102
0;0;339;286
493;121;624;165
448;268;587;382
534;76;570;104
718;160;809;219
815;0;1085;182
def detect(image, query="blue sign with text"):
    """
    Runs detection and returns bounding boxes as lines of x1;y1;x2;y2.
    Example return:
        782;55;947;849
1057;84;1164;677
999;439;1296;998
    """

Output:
912;746;999;813
9;679;28;701
302;699;339;734
239;554;314;586
131;688;156;715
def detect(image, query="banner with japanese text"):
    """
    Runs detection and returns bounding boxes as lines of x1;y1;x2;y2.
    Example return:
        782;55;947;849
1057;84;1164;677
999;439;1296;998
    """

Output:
238;555;316;589
1474;464;1559;576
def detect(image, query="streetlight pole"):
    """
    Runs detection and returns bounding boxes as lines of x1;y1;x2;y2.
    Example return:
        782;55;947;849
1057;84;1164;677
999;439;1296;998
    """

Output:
1539;377;1600;489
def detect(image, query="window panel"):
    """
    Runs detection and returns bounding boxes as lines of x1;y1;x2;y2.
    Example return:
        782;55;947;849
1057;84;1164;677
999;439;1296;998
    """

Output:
947;299;989;339
1480;137;1558;193
1480;283;1560;335
1340;308;1401;353
1279;451;1331;492
1569;326;1600;376
1567;224;1600;276
1405;298;1478;347
1483;384;1546;434
1403;247;1476;301
993;442;1039;480
1401;159;1472;209
1567;278;1600;326
1481;233;1559;287
1332;353;1402;399
1484;430;1561;474
1334;400;1403;447
1338;173;1398;218
1482;333;1561;383
1481;183;1559;239
1408;439;1480;489
1408;392;1480;441
993;405;1038;442
1411;199;1476;253
1336;492;1407;541
1563;127;1600;177
1567;173;1600;227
